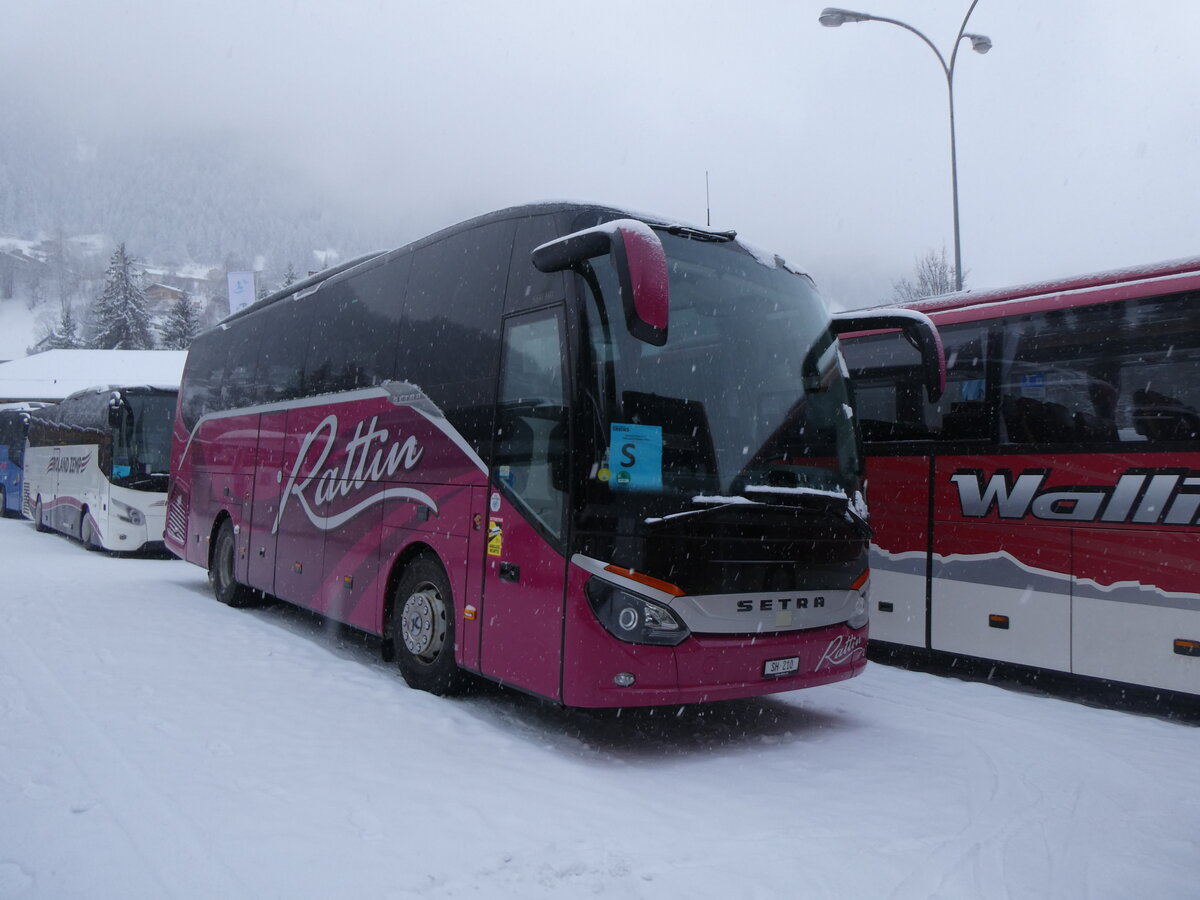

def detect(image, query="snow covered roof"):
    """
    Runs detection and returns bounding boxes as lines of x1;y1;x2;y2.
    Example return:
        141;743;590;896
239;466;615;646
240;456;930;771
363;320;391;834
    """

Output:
0;349;187;403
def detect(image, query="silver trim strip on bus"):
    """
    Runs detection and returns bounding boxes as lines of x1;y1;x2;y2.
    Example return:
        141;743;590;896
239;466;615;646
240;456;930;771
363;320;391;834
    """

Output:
180;382;488;475
572;553;867;634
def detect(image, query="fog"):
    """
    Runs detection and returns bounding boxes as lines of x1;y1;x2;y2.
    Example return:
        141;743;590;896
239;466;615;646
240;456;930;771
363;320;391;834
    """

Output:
6;0;1199;307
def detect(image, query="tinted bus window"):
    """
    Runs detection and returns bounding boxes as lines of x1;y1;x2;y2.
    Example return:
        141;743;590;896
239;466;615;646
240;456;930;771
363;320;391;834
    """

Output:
220;310;266;410
845;321;989;444
506;214;566;314
180;329;231;430
259;293;316;402
400;221;515;456
305;256;409;396
1000;294;1200;445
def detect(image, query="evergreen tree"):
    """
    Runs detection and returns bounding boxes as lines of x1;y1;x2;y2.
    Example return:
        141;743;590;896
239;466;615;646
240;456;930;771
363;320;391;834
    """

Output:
280;263;298;290
88;243;156;349
44;300;83;349
158;293;203;350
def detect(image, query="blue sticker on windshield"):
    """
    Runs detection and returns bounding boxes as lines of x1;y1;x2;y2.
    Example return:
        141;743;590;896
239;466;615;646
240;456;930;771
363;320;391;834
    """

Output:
610;423;662;491
113;464;131;478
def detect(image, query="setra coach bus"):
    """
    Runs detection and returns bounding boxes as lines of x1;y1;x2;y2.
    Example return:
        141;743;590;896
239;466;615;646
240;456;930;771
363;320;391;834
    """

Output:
167;202;943;708
24;385;177;552
842;257;1200;698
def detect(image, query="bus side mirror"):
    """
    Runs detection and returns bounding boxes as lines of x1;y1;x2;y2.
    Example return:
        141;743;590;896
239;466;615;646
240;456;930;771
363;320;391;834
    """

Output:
830;310;946;402
532;218;669;346
108;391;124;428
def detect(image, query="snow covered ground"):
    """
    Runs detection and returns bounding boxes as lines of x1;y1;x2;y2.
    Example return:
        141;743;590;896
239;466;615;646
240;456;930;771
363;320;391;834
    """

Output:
1;515;1197;900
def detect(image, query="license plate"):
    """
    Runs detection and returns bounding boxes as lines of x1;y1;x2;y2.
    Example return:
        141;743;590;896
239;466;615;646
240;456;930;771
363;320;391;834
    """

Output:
763;656;800;677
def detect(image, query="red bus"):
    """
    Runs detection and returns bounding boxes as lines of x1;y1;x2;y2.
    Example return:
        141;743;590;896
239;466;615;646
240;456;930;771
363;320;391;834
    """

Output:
166;203;941;707
843;257;1200;698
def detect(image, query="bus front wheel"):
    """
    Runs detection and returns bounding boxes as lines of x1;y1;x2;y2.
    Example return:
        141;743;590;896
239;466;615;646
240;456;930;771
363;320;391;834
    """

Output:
80;510;100;550
388;555;465;696
209;519;256;608
34;497;49;533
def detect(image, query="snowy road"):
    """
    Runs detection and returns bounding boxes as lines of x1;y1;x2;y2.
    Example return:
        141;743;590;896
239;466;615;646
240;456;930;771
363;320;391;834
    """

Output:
1;516;1197;900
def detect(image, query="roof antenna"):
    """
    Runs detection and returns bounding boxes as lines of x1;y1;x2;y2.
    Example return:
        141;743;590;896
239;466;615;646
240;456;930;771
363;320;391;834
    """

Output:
705;170;711;227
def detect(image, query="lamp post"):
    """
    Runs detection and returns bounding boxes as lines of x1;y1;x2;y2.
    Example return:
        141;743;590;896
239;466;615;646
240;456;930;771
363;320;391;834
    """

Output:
819;3;991;292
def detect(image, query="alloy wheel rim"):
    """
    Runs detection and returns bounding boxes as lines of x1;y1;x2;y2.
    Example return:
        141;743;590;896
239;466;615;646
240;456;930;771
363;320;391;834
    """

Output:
400;584;446;662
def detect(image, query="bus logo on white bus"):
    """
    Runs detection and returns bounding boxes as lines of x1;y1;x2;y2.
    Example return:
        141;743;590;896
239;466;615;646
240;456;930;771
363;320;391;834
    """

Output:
951;469;1200;526
272;413;437;534
46;453;93;474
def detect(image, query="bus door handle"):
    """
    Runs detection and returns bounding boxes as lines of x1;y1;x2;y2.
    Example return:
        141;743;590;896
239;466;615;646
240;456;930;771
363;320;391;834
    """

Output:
499;562;520;583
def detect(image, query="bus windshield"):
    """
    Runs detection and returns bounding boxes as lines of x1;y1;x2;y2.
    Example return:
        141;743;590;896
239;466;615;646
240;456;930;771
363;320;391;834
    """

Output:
581;231;859;514
112;391;176;489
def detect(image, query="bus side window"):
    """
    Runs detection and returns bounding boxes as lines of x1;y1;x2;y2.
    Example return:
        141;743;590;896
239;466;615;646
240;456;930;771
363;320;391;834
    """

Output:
180;329;231;430
304;258;407;397
506;214;567;314
257;293;315;402
220;311;266;410
1000;294;1200;446
401;222;515;459
844;321;989;444
495;311;568;540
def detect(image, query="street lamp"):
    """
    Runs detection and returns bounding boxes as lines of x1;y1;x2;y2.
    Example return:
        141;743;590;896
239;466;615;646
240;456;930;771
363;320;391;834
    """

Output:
819;3;991;292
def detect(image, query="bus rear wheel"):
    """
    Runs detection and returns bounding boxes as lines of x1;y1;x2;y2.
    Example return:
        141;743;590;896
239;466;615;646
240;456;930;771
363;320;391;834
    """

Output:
0;485;7;518
388;555;465;695
209;519;256;608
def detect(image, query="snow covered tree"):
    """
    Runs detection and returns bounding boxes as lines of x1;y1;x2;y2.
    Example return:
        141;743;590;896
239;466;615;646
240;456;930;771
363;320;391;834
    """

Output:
158;293;203;350
43;300;83;350
892;247;964;304
280;263;298;290
88;243;156;349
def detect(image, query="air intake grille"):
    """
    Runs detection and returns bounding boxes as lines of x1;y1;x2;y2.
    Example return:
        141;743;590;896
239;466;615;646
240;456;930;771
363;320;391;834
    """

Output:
165;486;189;547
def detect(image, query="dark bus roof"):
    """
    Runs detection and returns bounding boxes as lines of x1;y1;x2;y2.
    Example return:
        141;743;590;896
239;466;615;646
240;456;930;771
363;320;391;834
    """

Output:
217;201;740;328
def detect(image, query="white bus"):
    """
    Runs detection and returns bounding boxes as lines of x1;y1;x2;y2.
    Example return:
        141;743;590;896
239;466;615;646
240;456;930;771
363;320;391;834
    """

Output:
24;385;177;552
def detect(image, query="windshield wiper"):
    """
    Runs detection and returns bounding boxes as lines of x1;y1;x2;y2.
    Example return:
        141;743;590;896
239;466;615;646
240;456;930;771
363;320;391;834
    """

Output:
655;224;737;243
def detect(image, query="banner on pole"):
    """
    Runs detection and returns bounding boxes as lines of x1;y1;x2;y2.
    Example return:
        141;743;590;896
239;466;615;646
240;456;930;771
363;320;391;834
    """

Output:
227;271;256;314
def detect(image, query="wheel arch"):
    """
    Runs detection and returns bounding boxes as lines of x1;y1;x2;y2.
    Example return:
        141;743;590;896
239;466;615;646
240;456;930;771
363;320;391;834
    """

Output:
206;508;235;570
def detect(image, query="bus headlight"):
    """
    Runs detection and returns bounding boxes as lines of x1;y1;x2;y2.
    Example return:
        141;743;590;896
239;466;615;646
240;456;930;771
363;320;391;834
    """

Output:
585;578;689;647
112;498;145;526
847;593;869;630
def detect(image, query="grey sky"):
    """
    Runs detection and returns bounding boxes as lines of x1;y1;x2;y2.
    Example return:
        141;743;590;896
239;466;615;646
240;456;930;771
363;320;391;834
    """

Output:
6;0;1199;307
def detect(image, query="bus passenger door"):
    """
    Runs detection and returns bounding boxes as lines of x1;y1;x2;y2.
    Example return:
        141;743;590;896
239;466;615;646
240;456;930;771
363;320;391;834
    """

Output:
246;410;288;594
479;311;570;701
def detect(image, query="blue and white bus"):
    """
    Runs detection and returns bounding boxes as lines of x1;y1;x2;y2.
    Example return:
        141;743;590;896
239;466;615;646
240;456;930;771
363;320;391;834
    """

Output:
0;404;42;517
24;386;177;551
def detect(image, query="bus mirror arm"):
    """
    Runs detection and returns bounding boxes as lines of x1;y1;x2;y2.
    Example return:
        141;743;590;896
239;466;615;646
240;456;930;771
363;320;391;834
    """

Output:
830;311;947;403
532;219;670;346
